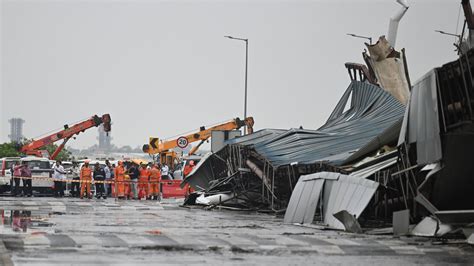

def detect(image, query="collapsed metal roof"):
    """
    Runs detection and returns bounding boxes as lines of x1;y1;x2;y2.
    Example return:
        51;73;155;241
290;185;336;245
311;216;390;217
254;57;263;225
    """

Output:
229;80;405;168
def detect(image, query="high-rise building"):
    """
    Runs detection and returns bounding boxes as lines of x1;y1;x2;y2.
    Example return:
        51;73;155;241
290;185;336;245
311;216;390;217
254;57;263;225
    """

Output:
8;118;25;143
98;124;112;152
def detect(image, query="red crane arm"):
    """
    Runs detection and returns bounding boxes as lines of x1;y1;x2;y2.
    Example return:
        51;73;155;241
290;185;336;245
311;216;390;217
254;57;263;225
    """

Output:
20;114;111;159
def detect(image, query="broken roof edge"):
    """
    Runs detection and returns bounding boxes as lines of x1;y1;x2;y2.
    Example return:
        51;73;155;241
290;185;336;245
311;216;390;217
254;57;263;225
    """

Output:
342;117;402;165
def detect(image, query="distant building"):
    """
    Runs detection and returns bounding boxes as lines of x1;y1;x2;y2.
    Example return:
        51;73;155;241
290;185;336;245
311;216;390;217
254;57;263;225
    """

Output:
8;118;25;143
97;124;112;152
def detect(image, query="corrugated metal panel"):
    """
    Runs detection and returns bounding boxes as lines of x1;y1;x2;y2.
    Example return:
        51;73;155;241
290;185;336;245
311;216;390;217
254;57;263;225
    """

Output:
397;70;442;164
231;81;405;167
350;157;398;178
283;177;325;224
322;174;379;230
225;129;286;146
183;152;228;190
284;172;379;230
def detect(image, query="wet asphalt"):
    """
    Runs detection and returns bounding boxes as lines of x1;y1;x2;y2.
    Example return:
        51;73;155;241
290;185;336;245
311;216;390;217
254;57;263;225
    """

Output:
0;196;473;265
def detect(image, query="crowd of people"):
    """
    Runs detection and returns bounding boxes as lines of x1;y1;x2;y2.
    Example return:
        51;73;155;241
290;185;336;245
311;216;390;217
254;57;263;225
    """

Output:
10;159;196;200
56;160;187;201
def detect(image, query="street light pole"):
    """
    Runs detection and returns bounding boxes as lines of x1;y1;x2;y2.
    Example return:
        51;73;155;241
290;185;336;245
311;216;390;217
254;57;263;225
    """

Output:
435;30;463;54
346;33;372;45
225;35;249;134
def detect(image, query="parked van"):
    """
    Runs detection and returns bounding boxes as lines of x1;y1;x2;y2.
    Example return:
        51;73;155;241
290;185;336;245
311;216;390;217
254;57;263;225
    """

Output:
20;156;53;194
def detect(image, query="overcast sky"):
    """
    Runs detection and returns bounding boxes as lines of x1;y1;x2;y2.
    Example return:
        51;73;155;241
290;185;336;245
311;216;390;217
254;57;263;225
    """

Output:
0;0;463;149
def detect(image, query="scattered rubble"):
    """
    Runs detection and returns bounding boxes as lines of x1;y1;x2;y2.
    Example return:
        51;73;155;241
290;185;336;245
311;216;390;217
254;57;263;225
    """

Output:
180;0;474;248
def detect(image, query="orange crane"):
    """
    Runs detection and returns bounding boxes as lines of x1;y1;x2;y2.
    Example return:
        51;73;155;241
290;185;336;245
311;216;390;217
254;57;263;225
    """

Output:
142;117;254;167
20;114;111;160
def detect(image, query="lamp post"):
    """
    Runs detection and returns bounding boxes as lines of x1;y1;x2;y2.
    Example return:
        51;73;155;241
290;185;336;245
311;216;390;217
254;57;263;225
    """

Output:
435;30;463;54
435;30;461;38
225;35;249;134
346;33;372;45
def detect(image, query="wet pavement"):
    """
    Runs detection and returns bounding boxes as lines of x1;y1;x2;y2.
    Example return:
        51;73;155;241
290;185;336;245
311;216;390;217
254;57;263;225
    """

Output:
0;197;473;265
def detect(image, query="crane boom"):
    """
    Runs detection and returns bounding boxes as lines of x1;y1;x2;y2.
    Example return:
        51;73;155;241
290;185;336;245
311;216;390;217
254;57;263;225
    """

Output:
20;114;111;160
143;117;254;155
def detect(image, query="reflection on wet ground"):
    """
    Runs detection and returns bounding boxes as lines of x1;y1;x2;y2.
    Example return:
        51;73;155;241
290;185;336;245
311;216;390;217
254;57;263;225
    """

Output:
1;210;54;233
1;197;474;265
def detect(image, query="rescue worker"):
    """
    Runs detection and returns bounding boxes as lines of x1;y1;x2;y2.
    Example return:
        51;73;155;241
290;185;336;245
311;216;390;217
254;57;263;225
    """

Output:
114;161;126;199
138;163;150;200
93;163;106;199
183;160;195;178
182;160;196;197
80;162;92;199
149;164;161;201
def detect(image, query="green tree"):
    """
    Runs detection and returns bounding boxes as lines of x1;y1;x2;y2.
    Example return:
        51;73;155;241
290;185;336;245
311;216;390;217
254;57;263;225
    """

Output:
44;144;72;161
0;142;21;157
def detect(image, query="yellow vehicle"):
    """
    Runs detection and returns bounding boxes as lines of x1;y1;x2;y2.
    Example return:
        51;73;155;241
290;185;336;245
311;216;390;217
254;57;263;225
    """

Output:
142;117;254;168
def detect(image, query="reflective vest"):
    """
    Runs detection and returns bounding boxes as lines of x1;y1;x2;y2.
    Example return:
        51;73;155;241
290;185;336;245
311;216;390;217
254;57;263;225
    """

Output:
80;167;92;180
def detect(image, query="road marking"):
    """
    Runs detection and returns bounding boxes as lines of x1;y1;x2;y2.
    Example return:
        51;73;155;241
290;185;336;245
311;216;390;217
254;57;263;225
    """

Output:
259;245;286;250
390;245;425;255
120;206;136;210
45;234;77;247
68;235;101;247
97;235;128;247
23;235;51;247
376;239;406;246
21;202;37;206
419;248;444;253
49;202;66;212
48;201;65;206
310;245;345;254
144;235;181;246
217;235;259;247
323;238;361;246
75;202;92;206
117;234;155;247
274;236;310;246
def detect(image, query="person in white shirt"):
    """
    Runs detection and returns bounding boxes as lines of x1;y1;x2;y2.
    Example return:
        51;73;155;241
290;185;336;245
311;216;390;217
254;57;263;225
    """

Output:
53;160;66;197
161;164;170;180
104;160;111;196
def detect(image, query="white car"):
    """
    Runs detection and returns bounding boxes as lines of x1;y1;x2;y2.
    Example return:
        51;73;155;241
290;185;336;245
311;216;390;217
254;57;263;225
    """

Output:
21;156;54;194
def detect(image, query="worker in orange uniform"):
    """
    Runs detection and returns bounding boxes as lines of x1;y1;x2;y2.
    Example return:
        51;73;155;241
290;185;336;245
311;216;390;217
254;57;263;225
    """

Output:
114;161;126;199
183;160;196;178
183;160;196;196
80;161;92;199
138;163;150;200
149;164;161;201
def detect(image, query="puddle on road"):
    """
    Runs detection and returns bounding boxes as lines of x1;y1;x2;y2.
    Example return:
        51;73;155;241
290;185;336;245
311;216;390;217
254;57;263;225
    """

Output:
1;209;55;233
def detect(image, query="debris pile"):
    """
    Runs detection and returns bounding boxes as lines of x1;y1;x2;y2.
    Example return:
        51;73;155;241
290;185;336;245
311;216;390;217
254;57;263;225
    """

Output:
184;79;405;210
181;0;474;246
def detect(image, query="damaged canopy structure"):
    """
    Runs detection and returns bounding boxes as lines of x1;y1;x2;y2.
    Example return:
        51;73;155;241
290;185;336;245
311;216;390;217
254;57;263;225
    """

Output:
230;80;405;167
184;80;405;210
398;47;474;211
